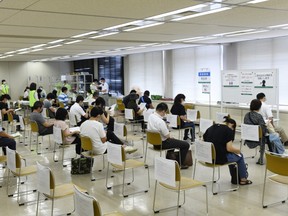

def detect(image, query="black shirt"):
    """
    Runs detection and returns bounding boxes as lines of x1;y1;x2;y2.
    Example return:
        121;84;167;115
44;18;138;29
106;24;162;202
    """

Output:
0;101;8;121
203;124;234;164
127;100;140;117
138;95;152;109
170;103;186;127
122;94;131;108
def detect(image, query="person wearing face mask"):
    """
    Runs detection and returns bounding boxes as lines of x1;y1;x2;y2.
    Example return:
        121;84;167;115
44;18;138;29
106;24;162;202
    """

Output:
99;77;109;106
43;93;56;118
170;94;195;142
204;116;252;185
70;95;89;126
148;102;190;169
23;87;30;101
0;80;9;95
30;101;53;135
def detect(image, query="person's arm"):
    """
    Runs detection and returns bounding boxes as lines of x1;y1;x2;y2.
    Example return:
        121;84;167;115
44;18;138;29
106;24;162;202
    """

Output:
43;121;53;127
226;141;241;154
63;128;79;137
101;113;109;125
0;131;14;139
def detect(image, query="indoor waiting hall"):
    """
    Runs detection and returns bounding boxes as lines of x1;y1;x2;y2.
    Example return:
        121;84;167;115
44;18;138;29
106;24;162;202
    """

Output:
1;0;288;216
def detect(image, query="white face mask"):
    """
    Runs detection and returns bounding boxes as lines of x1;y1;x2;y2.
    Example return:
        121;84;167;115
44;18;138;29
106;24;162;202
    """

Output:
3;82;6;85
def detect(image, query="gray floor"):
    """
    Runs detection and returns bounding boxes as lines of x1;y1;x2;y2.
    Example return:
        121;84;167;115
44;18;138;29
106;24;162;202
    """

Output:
0;123;288;216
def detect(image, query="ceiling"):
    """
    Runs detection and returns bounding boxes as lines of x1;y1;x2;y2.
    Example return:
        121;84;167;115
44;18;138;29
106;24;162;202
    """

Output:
1;0;288;62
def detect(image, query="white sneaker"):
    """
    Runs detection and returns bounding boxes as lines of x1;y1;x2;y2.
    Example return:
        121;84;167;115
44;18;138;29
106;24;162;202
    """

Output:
124;146;138;154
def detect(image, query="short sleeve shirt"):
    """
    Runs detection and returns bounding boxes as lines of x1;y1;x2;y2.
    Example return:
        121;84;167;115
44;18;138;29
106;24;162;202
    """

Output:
203;124;234;164
170;103;186;127
259;102;273;120
43;99;52;109
70;103;86;123
148;112;169;141
138;95;152;109
30;112;47;135
53;120;76;144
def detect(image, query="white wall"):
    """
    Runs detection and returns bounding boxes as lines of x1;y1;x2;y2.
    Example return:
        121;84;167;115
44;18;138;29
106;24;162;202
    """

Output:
0;61;72;100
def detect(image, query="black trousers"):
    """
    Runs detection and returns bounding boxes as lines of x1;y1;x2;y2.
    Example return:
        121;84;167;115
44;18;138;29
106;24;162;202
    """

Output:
162;138;190;165
106;130;123;145
0;137;16;155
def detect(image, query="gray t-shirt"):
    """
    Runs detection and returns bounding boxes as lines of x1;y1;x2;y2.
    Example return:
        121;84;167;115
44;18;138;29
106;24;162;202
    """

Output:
43;99;52;109
30;112;48;135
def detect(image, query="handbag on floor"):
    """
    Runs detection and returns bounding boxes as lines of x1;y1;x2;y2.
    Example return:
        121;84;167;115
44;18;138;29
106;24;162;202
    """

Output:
166;149;193;166
71;157;94;175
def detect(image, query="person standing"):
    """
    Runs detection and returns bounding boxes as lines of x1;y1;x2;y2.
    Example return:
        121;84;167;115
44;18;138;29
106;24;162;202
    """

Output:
256;92;288;145
99;78;109;106
29;82;38;110
0;80;9;95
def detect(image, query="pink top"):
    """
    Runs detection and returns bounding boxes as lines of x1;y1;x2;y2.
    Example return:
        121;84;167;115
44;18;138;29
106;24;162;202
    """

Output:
53;120;76;144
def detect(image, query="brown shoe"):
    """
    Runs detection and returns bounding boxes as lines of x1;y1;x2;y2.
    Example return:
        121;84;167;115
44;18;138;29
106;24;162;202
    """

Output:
180;165;189;170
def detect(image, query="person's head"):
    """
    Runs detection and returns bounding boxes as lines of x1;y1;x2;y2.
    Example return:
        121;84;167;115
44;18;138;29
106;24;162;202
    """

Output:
33;101;43;112
93;79;99;83
93;91;99;99
24;86;29;92
129;89;137;94
100;78;105;84
144;90;150;97
129;93;138;101
2;80;6;84
37;88;42;94
223;116;237;139
174;94;186;104
95;97;106;109
76;95;84;104
61;87;68;93
52;89;57;96
90;107;103;119
156;102;168;117
256;92;266;102
250;99;262;111
46;93;56;100
63;80;67;84
55;108;68;121
87;89;92;95
30;82;37;91
0;94;11;103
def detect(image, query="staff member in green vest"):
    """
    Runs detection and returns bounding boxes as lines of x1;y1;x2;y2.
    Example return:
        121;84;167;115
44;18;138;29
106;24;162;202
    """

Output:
1;80;9;95
29;82;38;110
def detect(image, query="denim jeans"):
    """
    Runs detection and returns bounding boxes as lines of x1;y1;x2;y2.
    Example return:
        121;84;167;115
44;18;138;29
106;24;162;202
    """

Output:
226;153;247;179
182;122;195;140
269;133;285;154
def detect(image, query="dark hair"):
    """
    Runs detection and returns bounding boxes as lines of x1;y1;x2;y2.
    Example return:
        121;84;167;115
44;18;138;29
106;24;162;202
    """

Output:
256;92;265;100
37;88;42;94
0;94;11;101
46;93;55;100
250;99;262;111
130;89;137;94
30;82;37;91
2;80;5;83
174;94;186;104
33;101;43;111
93;91;99;98
24;86;29;92
100;77;105;81
90;107;103;117
55;108;68;121
156;103;168;112
61;87;68;92
93;79;98;82
144;90;150;96
76;95;84;103
223;116;237;130
52;89;57;96
87;89;92;94
95;97;106;109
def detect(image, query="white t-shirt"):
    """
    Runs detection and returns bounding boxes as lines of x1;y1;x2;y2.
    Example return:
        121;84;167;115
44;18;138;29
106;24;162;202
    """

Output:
259;102;273;120
148;112;169;141
80;120;107;154
70;103;85;123
101;82;109;93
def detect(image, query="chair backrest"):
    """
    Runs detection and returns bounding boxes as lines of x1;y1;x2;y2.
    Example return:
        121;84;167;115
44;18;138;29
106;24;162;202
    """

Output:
68;112;77;126
107;142;125;165
166;114;178;128
199;118;213;134
30;120;39;133
195;140;215;163
59;102;65;108
117;99;125;112
265;152;288;176
53;126;63;144
241;124;261;141
80;136;93;151
186;109;199;121
143;109;155;122
184;103;194;110
114;122;125;137
74;185;101;216
7;112;13;123
7;147;16;172
146;130;162;146
215;112;229;123
154;157;180;187
124;108;134;120
36;162;54;195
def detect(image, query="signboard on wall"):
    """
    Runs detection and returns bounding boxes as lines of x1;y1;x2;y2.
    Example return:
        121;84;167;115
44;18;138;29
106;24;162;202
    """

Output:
198;71;211;84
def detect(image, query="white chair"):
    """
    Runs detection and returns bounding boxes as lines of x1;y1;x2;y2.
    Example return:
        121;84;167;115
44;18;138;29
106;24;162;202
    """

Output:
199;118;213;138
105;142;150;197
215;112;229;123
153;157;208;215
193;140;239;195
240;124;262;158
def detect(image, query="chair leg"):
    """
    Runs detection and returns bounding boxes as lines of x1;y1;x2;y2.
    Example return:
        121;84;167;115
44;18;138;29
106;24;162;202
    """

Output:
36;192;40;216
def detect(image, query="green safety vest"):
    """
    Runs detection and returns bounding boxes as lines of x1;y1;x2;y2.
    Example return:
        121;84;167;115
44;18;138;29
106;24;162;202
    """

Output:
1;84;9;94
29;90;37;107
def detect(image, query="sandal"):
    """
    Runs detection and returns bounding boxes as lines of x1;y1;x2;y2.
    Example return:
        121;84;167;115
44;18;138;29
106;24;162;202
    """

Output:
240;179;253;185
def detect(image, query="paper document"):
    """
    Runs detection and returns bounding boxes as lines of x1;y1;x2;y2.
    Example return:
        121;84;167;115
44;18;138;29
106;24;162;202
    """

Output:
195;140;213;163
241;124;259;141
166;114;177;128
7;148;16;172
14;108;21;112
139;102;146;110
37;163;51;195
74;186;94;216
107;142;122;165
199;118;213;134
114;122;124;137
69;126;80;133
154;157;176;187
187;109;198;121
10;132;22;138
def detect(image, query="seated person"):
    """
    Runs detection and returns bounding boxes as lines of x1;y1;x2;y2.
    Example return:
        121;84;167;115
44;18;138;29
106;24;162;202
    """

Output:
170;94;195;142
0;94;20;131
138;90;154;109
53;108;82;155
203;116;252;185
90;91;100;106
43;93;57;118
58;87;69;109
148;103;190;169
70;95;89;126
0;126;16;155
244;99;284;165
123;89;136;108
127;93;145;130
30;101;53;135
